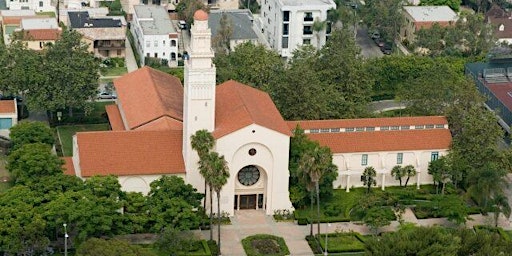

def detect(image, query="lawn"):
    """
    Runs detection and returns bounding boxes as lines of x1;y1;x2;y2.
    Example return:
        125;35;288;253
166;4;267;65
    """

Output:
100;66;128;77
318;233;367;253
57;124;110;156
36;11;56;17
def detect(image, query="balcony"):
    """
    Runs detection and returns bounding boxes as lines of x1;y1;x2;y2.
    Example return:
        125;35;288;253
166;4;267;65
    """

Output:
95;40;126;49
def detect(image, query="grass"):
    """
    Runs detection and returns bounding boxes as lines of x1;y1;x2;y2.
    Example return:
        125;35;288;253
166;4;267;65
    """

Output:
57;124;110;156
36;11;56;17
317;233;366;253
100;66;128;77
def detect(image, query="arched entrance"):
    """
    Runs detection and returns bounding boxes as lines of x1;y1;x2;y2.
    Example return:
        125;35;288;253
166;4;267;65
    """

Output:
234;165;266;210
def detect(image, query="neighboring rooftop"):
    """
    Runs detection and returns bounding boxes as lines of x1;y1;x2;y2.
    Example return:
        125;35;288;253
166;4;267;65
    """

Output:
21;18;58;30
209;10;258;41
68;11;125;28
404;6;458;22
281;0;335;7
133;5;176;35
21;29;61;41
0;9;35;17
0;100;16;114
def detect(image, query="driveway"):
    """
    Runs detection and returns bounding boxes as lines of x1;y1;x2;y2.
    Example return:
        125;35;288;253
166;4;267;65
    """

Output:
356;27;383;58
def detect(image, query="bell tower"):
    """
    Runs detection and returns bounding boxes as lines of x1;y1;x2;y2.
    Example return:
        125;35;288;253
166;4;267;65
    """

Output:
183;10;216;189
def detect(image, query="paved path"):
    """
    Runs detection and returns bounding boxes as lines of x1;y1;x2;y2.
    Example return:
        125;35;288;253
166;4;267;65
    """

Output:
125;37;139;72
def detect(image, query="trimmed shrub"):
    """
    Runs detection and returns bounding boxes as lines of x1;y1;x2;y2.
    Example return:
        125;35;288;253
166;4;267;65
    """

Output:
316;233;366;253
242;234;290;256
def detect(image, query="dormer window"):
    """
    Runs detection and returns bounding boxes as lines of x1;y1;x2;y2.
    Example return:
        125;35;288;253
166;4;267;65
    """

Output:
500;24;505;31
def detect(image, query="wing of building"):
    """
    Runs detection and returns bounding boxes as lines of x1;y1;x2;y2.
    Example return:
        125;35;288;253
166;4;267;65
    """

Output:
65;10;452;216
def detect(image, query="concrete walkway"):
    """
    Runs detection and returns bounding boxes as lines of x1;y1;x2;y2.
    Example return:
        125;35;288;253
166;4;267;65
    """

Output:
125;38;139;72
195;208;512;256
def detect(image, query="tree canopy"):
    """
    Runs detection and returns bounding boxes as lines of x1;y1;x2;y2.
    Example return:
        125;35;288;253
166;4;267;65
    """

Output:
7;143;63;185
9;121;55;150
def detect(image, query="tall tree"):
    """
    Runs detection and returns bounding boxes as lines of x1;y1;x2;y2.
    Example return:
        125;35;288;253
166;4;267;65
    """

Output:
361;0;405;42
191;129;216;240
206;151;229;254
390;165;405;187
30;30;99;116
312;18;326;49
403;165;417;188
7;143;64;185
362;166;377;193
491;194;511;227
9;121;55;150
212;13;233;54
467;162;508;209
428;157;451;194
299;145;332;236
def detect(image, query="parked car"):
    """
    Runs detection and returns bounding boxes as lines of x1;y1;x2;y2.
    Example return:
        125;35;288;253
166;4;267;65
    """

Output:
381;42;393;55
374;38;385;48
178;20;187;30
97;91;117;99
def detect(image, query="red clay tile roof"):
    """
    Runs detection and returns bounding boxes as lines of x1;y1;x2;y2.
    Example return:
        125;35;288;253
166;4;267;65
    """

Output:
308;129;452;153
135;116;183;131
485;81;512;111
214;80;291;138
77;130;185;177
2;17;22;25
287;116;448;130
22;29;60;40
105;104;125;131
114;67;183;130
62;157;76;175
0;100;16;114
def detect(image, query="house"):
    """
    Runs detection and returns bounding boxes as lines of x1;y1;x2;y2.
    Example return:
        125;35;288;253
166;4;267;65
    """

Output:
59;8;110;27
15;18;61;50
208;9;263;51
131;5;179;66
65;10;451;216
0;100;18;138
401;6;458;43
0;10;54;45
259;0;336;58
287;117;451;191
485;4;512;45
68;11;127;58
466;60;512;133
6;0;54;12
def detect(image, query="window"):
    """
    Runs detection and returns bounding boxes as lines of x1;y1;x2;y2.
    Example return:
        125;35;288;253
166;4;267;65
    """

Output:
391;126;399;130
0;118;12;129
330;128;340;132
39;1;43;6
326;22;332;34
303;26;313;35
154;40;158;47
345;127;354;132
431;152;439;161
366;127;375;131
163;40;165;46
415;125;424;129
163;52;165;56
154;53;158;58
282;37;288;48
171;40;176;47
356;127;364;132
426;124;434;129
171;52;176;61
303;38;311;44
304;12;313;22
381;126;389;131
283;24;289;35
435;124;445;128
401;125;410;130
320;128;330;133
146;53;150;57
283;11;290;22
397;153;403;164
361;154;368;166
310;129;319;133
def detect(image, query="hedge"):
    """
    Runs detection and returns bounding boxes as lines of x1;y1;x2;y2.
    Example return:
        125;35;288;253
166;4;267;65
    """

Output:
241;234;290;256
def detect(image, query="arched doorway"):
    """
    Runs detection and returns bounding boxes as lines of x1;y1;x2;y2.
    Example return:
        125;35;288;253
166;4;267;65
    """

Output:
234;165;266;210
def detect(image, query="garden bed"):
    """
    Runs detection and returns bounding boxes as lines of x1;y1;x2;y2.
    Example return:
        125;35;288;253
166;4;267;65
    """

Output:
242;234;289;256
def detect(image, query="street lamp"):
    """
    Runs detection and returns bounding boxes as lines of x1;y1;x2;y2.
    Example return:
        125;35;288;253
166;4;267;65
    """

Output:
63;223;68;256
324;222;331;256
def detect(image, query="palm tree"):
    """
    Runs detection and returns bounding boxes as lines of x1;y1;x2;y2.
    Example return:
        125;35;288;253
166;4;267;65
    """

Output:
362;166;377;193
299;145;331;236
491;194;511;227
207;152;229;255
191;129;215;239
312;18;327;50
468;163;507;209
403;165;417;188
390;165;405;187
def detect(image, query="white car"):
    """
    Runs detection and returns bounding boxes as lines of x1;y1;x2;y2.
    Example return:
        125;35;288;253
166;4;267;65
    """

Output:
97;91;117;99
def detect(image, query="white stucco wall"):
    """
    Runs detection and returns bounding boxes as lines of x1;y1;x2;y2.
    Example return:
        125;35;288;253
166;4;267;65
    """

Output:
118;173;186;195
333;149;448;191
7;0;54;12
213;124;293;216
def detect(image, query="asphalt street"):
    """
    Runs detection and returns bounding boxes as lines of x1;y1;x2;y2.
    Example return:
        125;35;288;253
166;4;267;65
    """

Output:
356;27;384;58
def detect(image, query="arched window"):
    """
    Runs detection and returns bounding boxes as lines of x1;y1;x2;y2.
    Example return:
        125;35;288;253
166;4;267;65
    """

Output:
171;40;177;47
171;52;176;61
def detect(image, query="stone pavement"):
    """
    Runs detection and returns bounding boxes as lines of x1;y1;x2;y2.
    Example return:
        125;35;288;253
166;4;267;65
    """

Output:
193;208;512;256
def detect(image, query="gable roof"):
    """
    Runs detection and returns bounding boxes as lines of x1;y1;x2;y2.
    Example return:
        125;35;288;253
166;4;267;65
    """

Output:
114;66;184;130
135;116;183;131
0;100;16;114
214;80;291;138
62;157;76;175
21;29;61;41
287;116;448;130
308;129;452;153
105;104;125;131
76;130;185;177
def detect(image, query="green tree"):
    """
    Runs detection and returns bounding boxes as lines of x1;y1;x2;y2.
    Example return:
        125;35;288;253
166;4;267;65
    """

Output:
7;143;64;185
146;176;203;232
363;206;392;234
434;195;469;225
121;192;149;234
298;144;332;236
77;238;156;256
154;228;201;255
428;157;451;194
420;0;461;11
212;13;233;54
176;0;206;27
191;129;216;239
491;194;511;227
361;0;405;42
206;151;229;254
390;165;405;187
362;166;377;193
214;42;285;90
30;30;99;117
467;162;508;209
312;17;326;49
9;121;55;150
403;165;417;188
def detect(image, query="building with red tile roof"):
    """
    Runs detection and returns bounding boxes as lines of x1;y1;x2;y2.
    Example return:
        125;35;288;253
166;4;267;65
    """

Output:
0;100;18;138
68;10;451;215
